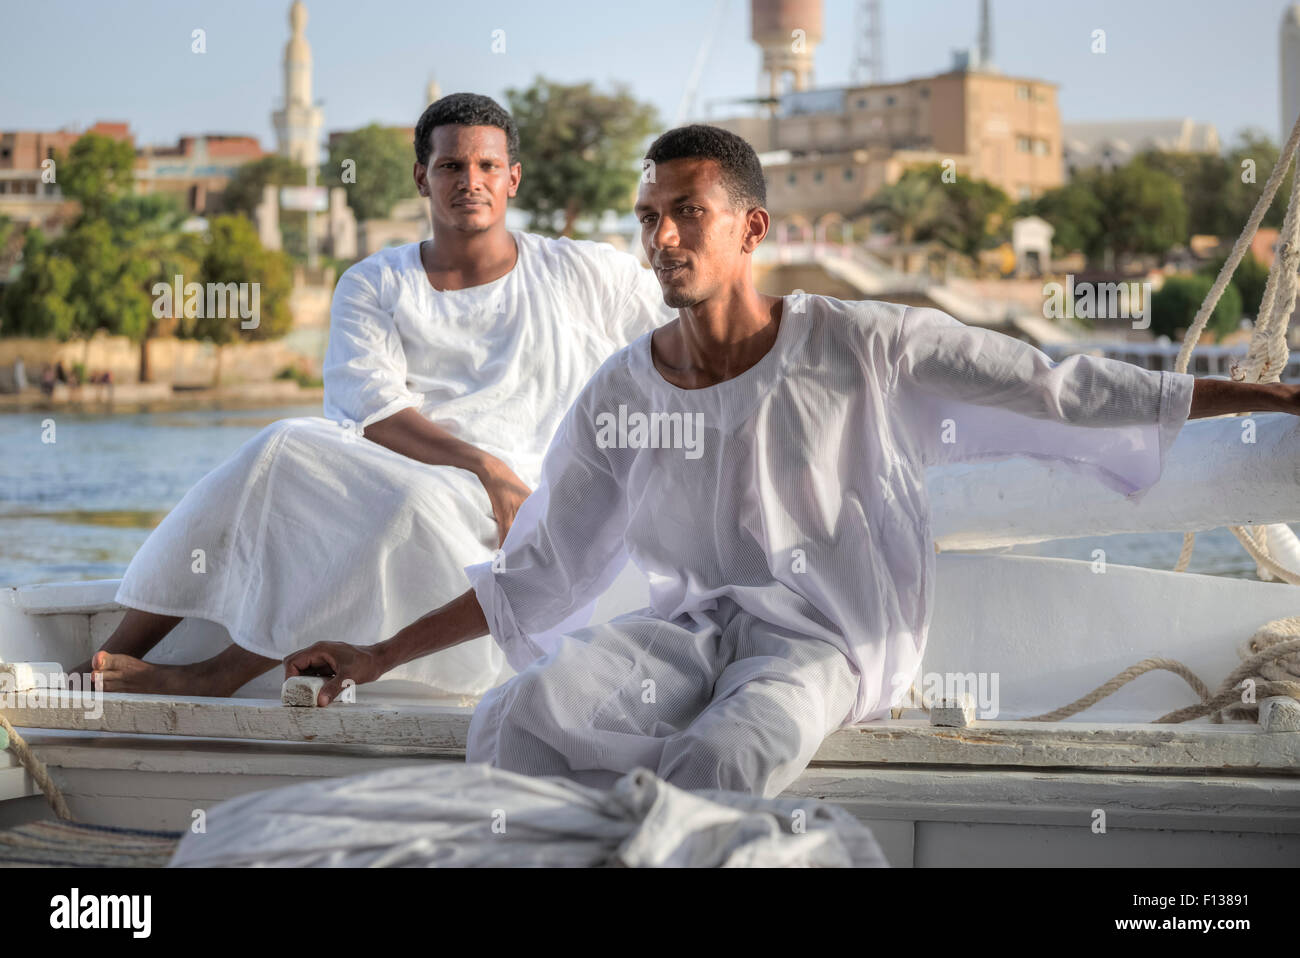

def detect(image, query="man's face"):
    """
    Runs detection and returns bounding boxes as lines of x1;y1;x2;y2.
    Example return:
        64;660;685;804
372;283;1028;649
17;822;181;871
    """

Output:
414;124;520;234
635;157;760;309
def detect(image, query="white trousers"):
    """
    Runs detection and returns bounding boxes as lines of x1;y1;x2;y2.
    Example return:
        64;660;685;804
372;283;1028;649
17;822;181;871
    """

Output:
466;600;862;799
115;417;509;696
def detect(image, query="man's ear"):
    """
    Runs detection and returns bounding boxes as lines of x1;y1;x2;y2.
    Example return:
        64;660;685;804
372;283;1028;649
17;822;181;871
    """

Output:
414;161;429;197
742;207;770;253
508;161;522;198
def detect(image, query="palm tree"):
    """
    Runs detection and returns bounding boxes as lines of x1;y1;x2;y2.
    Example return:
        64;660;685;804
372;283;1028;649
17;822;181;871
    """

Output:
106;195;204;382
858;170;953;245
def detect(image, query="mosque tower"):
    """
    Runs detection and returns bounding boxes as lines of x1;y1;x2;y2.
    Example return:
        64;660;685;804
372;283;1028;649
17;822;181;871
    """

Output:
752;0;823;101
272;0;324;170
1282;5;1300;142
425;76;442;109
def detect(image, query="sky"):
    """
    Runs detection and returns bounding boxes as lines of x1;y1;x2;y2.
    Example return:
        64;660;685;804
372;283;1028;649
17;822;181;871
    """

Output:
0;0;1292;152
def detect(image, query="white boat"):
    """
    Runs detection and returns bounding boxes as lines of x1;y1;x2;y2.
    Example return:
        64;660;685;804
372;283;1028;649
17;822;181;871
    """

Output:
3;413;1298;867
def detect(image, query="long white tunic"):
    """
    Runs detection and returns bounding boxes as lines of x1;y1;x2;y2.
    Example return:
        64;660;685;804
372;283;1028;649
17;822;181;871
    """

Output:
466;297;1196;733
115;230;675;695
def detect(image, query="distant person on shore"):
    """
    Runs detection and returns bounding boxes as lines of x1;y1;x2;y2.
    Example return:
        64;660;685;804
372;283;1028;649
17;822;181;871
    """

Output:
79;93;677;696
39;364;55;397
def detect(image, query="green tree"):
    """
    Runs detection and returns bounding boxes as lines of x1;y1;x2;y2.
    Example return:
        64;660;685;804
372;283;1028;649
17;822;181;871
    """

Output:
1;228;76;338
1224;130;1293;232
859;165;1008;258
220;155;309;260
189;215;293;385
55;132;137;218
1199;250;1269;319
1030;177;1104;257
327;124;412;221
1151;274;1242;343
220;155;307;214
860;167;952;245
936;173;1010;257
1034;161;1185;266
1136;149;1227;236
506;78;659;237
109;193;205;380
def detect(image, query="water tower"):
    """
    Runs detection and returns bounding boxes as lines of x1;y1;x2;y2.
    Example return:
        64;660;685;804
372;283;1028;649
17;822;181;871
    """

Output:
752;0;823;101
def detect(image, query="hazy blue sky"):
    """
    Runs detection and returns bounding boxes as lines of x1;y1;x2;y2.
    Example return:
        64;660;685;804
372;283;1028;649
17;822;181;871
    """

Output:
1;0;1291;151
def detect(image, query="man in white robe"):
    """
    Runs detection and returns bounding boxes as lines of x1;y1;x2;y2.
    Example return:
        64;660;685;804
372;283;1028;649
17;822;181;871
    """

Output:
286;125;1300;798
85;94;675;697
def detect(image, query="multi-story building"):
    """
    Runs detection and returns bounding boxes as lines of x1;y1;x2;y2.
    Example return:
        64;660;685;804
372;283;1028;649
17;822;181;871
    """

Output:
713;68;1062;232
0;122;134;232
136;134;265;214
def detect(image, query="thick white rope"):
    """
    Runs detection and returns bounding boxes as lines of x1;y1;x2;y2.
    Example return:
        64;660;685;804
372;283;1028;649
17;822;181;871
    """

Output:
1173;110;1300;581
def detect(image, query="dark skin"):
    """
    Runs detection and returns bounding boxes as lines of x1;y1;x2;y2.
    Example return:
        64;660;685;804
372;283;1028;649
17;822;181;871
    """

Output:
81;125;535;695
377;123;534;548
287;155;1300;706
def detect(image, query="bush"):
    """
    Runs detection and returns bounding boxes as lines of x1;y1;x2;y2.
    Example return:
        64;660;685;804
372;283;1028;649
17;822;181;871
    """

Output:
275;364;322;388
1151;274;1242;342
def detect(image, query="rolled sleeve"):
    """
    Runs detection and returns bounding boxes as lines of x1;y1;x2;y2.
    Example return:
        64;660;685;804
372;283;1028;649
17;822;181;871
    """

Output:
892;306;1194;502
322;267;424;429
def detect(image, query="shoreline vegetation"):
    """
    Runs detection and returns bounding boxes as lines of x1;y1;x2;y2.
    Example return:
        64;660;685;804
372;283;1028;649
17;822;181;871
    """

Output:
0;379;323;413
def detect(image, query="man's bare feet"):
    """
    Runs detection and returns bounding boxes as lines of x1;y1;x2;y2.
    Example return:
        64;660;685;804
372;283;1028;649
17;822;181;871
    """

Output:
89;651;237;697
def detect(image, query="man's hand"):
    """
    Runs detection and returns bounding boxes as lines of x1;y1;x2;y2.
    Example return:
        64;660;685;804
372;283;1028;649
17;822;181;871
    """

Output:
476;454;533;547
284;641;386;707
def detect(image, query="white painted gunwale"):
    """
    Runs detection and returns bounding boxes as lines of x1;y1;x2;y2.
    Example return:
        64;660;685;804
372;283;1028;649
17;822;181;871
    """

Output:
3;690;1297;772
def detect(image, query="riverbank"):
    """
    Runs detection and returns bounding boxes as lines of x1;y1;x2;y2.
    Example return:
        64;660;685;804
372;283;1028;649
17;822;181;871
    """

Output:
0;380;324;413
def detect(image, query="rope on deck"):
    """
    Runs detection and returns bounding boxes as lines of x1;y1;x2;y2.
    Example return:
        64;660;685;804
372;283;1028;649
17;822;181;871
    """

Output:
896;619;1300;724
0;713;74;821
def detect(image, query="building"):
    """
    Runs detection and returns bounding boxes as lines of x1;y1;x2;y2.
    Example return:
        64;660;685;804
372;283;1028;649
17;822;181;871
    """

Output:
1061;119;1220;176
713;68;1062;225
136;134;265;214
0;121;134;231
709;0;1061;234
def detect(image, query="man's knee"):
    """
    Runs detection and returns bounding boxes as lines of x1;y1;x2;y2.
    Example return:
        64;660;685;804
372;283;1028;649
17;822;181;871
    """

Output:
466;669;565;775
657;721;811;798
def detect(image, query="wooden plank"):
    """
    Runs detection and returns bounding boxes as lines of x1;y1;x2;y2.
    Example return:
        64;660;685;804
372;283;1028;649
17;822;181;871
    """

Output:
4;691;1299;771
5;692;471;753
789;765;1300;834
10;580;121;615
817;719;1300;772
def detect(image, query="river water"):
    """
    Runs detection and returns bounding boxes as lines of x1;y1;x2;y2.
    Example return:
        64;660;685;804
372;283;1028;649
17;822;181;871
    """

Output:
0;403;1264;587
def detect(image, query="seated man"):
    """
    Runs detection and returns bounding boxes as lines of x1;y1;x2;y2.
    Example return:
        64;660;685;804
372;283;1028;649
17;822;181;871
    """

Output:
286;125;1300;798
84;93;676;697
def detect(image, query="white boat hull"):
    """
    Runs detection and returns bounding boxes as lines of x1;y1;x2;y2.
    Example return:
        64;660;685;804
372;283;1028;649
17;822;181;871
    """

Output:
3;553;1298;867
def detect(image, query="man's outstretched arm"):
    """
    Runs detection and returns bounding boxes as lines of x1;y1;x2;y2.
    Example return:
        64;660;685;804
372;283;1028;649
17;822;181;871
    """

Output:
285;588;487;706
1189;379;1300;419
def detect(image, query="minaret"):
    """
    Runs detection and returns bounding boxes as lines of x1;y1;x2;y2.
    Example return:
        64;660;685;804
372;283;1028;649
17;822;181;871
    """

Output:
272;1;323;170
1282;5;1300;142
425;76;441;109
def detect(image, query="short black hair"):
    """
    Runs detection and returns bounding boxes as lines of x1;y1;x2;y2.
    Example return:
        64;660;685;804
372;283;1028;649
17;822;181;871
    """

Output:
414;93;520;168
643;124;767;210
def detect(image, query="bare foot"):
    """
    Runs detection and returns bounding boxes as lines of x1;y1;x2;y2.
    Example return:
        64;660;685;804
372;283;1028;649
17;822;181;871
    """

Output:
90;650;235;697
